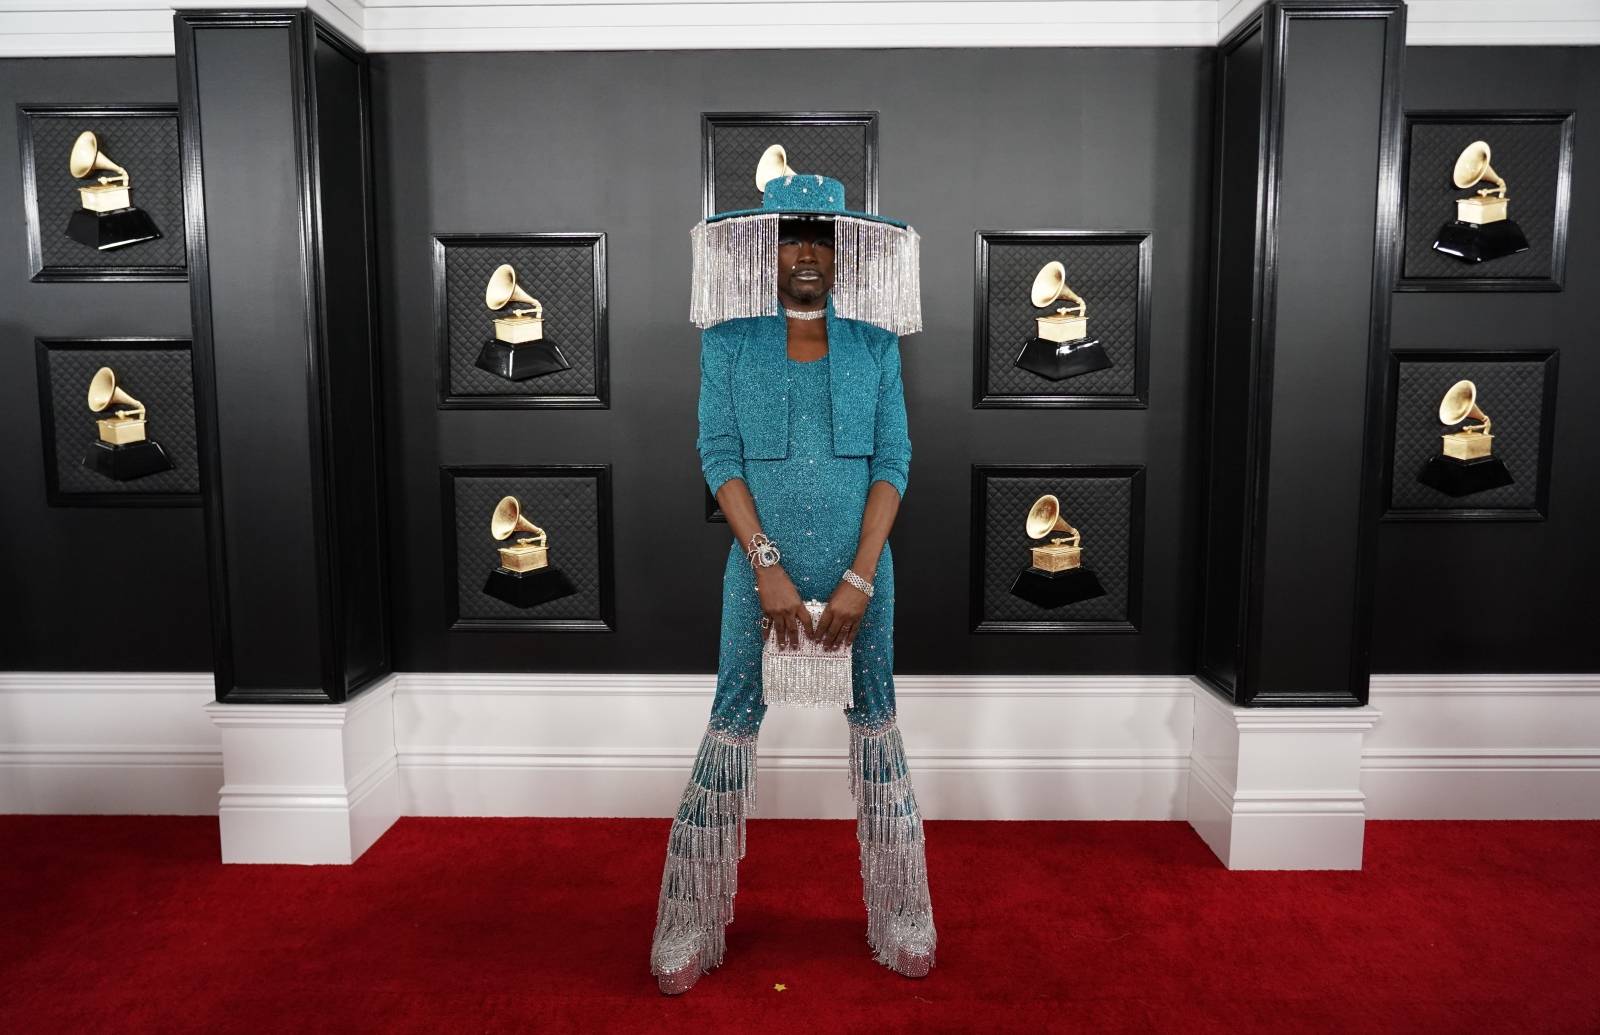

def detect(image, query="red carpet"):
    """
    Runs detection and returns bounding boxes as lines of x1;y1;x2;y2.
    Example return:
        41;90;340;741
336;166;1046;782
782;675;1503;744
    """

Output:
1;817;1596;1034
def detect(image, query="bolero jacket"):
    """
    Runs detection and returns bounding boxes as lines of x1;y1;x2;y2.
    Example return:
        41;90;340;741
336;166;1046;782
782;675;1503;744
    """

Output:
695;301;912;500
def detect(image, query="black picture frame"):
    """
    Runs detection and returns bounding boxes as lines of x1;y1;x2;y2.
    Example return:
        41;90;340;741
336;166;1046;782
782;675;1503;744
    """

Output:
17;104;187;282
35;337;201;507
432;233;609;409
969;463;1146;634
440;464;616;632
973;230;1153;408
1395;110;1575;292
701;111;879;219
1382;349;1558;522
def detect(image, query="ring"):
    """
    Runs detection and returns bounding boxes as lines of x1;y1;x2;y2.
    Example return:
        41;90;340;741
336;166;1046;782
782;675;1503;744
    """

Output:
759;616;771;629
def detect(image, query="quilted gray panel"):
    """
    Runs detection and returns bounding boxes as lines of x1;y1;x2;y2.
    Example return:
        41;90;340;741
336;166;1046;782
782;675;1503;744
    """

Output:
452;473;602;621
441;240;600;400
983;238;1142;399
710;120;873;216
1402;119;1564;282
26;112;187;272
43;344;199;496
1390;357;1548;512
980;472;1136;625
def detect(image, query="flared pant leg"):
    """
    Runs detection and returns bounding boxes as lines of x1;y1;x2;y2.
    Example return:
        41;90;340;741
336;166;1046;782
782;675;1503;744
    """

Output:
648;724;759;983
848;716;937;972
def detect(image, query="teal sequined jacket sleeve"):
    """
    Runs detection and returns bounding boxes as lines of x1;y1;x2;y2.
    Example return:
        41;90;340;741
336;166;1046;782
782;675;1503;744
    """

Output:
867;328;912;499
695;324;745;498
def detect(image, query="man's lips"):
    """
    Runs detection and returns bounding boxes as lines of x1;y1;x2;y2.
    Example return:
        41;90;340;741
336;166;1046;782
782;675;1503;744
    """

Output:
791;269;821;280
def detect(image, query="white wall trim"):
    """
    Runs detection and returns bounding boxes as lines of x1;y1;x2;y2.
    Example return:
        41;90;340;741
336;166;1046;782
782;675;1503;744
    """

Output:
3;670;1597;831
1368;673;1600;695
2;0;1596;57
1363;673;1600;819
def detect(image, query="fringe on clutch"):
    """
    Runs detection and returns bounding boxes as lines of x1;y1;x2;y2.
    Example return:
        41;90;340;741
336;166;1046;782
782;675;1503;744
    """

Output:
761;599;854;709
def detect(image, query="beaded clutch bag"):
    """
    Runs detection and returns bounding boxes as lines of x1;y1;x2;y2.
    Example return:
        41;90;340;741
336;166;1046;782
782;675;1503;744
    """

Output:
762;599;854;708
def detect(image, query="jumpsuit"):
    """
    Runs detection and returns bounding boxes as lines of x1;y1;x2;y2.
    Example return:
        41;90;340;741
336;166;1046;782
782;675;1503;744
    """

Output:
649;343;937;984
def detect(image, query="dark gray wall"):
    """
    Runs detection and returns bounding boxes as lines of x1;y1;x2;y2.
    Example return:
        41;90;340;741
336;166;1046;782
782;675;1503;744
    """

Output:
0;57;209;671
1373;46;1600;673
371;48;1215;674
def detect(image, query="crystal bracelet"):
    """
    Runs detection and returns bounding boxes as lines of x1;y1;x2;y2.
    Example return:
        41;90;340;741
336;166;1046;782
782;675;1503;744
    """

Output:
841;568;874;598
746;532;781;569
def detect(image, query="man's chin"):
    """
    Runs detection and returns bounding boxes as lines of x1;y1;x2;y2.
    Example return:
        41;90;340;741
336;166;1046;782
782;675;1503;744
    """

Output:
786;282;829;304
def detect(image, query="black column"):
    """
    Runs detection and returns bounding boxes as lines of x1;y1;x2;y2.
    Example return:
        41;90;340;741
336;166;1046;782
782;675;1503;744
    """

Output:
176;10;389;703
1197;1;1405;706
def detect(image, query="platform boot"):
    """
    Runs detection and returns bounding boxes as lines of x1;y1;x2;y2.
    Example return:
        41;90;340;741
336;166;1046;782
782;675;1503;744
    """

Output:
649;725;759;994
849;719;937;977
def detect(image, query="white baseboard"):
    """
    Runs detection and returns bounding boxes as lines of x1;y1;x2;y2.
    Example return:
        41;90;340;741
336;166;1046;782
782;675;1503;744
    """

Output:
0;672;220;814
396;673;1195;820
207;678;401;864
1363;675;1600;819
3;672;1596;830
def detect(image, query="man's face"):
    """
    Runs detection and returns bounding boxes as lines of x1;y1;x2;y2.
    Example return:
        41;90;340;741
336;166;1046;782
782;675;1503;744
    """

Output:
776;220;835;306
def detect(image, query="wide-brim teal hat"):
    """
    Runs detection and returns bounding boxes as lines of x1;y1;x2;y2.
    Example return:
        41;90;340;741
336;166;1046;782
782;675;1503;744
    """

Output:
691;144;922;335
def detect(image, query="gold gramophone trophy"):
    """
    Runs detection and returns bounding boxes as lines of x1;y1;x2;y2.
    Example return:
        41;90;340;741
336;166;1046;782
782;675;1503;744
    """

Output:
81;366;173;481
1014;261;1112;381
482;495;577;607
1432;140;1530;264
1008;494;1107;608
65;131;161;250
474;264;572;381
1417;379;1514;496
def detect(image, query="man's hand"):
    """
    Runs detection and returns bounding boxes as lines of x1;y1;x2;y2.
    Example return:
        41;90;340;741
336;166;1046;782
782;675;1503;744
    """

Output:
816;579;869;651
755;565;813;651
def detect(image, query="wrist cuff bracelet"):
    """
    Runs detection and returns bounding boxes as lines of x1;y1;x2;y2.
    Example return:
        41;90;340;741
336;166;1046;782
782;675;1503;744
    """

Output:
746;532;781;569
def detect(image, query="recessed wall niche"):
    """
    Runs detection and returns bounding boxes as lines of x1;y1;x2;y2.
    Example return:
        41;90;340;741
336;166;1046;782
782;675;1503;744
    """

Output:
970;464;1145;633
34;338;200;506
18;105;187;281
1397;111;1574;291
440;465;615;631
702;111;878;218
974;231;1152;408
433;233;609;408
1384;350;1558;521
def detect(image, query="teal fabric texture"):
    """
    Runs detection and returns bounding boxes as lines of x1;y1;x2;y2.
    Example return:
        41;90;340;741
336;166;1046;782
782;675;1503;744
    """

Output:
694;303;912;739
695;298;912;497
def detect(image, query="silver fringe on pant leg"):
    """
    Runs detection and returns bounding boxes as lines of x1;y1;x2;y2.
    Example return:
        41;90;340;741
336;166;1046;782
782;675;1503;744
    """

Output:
848;720;937;975
649;726;759;989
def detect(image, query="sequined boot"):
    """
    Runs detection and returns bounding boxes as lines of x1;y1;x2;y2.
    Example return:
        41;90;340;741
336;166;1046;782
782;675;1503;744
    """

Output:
649;725;759;994
849;720;937;977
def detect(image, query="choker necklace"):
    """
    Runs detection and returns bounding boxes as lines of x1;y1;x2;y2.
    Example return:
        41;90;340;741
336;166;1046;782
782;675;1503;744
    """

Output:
783;307;826;321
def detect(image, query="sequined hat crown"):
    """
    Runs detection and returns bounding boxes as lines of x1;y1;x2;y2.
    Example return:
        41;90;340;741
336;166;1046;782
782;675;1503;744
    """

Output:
690;144;922;335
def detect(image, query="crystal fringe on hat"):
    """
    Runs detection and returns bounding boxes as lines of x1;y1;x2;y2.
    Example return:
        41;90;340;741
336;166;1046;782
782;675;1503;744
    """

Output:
689;212;923;336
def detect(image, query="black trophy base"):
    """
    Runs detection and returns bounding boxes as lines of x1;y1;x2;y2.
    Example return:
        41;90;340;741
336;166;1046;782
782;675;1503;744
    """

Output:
483;565;577;608
1014;337;1112;381
1432;219;1530;264
81;439;173;481
1009;566;1107;608
1418;454;1514;497
474;338;572;381
65;207;162;251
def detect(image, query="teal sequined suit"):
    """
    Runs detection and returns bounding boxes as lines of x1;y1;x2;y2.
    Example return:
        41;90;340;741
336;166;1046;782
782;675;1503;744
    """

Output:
649;307;937;984
710;354;897;738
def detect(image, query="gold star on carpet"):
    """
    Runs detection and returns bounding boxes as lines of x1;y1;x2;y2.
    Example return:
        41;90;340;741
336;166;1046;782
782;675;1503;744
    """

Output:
773;983;787;992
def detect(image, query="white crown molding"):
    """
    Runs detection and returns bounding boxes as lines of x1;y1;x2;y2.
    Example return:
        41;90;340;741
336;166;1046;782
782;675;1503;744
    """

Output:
2;0;1596;57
